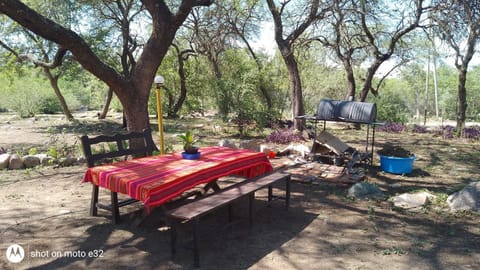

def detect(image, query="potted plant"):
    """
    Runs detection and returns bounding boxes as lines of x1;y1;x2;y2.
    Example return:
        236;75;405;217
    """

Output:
178;130;200;159
377;144;415;174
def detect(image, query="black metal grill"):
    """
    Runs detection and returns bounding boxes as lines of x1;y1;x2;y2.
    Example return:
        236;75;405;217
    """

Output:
303;99;380;167
315;99;377;124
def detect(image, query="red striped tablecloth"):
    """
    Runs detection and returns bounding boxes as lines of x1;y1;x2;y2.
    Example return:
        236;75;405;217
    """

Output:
83;146;273;213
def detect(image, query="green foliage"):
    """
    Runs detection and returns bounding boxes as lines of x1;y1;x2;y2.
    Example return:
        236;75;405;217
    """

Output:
48;146;58;159
177;130;197;150
28;147;37;155
375;95;409;123
40;96;63;114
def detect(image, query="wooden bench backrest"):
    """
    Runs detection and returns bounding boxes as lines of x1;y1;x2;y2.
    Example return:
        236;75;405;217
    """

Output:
80;128;157;168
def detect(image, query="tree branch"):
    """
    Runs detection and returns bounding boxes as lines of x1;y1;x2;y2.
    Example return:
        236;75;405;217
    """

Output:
0;0;124;88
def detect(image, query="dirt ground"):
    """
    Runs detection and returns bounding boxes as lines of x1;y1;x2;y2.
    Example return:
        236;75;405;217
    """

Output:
1;112;479;270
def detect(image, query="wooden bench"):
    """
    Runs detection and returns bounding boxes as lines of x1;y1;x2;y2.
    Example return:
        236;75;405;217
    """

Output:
167;171;291;268
80;128;157;224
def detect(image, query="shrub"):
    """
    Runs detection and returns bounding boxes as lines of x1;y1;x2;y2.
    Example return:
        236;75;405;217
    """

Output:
434;125;455;139
266;128;305;144
378;122;407;133
40;96;63;114
463;126;480;140
412;124;429;133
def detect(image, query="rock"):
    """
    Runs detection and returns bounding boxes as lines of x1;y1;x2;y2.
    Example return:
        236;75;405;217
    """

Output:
8;154;24;170
35;154;53;166
348;182;385;200
76;156;86;164
218;139;237;149
447;182;480;212
59;156;76;167
22;155;41;168
392;192;435;209
0;153;11;169
239;139;264;152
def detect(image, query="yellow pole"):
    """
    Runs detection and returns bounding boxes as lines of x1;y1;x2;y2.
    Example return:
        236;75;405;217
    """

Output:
155;85;165;154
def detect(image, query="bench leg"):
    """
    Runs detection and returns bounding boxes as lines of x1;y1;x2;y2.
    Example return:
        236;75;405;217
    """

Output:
90;185;99;216
249;193;254;227
111;191;120;224
285;175;291;209
193;218;200;268
170;222;177;260
228;204;233;222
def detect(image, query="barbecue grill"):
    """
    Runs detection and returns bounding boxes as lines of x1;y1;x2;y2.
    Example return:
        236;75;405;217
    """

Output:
300;99;380;167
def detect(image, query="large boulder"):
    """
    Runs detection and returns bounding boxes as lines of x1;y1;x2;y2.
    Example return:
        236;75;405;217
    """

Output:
447;182;480;212
8;154;24;170
348;182;385;200
0;153;11;169
22;155;41;168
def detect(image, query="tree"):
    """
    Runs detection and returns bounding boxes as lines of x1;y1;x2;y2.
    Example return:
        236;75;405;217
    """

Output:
0;0;213;143
222;0;275;109
314;0;426;102
166;43;195;118
0;1;84;120
431;0;480;131
266;0;330;130
90;0;146;120
184;5;233;119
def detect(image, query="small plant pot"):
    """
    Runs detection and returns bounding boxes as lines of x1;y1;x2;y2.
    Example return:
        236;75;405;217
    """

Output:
182;151;201;160
379;155;415;174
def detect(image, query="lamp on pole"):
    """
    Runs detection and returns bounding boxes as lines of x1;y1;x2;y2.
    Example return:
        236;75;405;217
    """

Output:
154;75;165;154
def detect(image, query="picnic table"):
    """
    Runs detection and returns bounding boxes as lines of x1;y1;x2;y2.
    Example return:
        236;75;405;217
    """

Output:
83;146;273;215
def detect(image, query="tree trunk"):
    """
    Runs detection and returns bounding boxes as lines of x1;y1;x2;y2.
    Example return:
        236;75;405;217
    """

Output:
98;87;113;119
456;69;468;131
122;93;150;150
168;49;188;118
359;61;382;102
279;43;305;130
343;58;356;100
43;67;74;121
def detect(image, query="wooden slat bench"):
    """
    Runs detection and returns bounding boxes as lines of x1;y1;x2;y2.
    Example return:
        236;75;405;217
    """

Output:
167;171;291;268
80;128;157;224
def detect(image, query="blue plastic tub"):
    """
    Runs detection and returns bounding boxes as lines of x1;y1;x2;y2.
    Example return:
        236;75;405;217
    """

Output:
379;155;415;174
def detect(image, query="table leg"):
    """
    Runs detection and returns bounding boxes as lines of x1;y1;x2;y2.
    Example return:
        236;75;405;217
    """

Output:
204;181;221;192
268;185;273;202
111;191;120;224
90;185;99;216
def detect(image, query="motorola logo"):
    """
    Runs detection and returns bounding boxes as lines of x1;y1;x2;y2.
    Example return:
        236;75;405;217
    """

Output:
6;244;25;263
